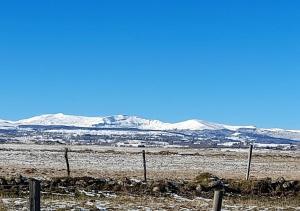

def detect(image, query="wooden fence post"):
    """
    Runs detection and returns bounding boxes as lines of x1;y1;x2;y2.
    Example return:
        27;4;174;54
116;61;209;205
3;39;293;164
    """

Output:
142;150;147;182
213;190;223;211
65;148;70;177
246;144;253;180
29;179;41;211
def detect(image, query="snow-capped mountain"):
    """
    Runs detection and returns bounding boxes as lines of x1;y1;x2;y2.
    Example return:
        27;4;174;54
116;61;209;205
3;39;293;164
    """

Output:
256;128;300;141
6;113;257;131
16;113;102;127
94;115;230;131
94;115;170;130
164;119;256;131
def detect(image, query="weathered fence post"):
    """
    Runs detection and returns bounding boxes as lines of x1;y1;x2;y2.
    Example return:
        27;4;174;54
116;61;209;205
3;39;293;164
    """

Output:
246;144;253;180
65;148;70;177
213;190;223;211
142;150;147;182
29;179;41;211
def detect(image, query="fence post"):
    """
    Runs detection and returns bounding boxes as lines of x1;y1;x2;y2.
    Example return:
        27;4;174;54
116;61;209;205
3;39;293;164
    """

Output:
29;179;41;211
213;190;223;211
65;148;70;177
246;144;253;180
142;150;147;182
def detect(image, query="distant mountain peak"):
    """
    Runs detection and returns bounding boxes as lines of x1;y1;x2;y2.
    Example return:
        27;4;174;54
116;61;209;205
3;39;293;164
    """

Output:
15;113;103;127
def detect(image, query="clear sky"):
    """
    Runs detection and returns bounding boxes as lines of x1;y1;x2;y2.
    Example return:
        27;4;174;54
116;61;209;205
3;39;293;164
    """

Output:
0;1;299;129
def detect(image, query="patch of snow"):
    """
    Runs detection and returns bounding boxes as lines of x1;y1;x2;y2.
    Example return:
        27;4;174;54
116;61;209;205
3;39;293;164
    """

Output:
254;143;292;148
218;142;240;147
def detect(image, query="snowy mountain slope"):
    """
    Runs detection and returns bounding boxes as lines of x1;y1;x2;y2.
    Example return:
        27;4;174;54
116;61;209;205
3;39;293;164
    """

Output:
94;115;171;130
16;113;103;127
164;119;224;130
164;119;256;131
93;115;256;131
13;113;256;131
257;128;300;141
0;119;15;128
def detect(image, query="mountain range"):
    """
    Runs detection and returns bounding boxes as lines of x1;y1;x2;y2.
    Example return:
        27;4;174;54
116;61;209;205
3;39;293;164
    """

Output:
0;113;299;147
0;113;261;130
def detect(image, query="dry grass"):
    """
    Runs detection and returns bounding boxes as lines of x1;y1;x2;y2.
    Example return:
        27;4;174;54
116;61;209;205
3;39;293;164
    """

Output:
225;195;300;208
0;145;299;181
0;201;6;211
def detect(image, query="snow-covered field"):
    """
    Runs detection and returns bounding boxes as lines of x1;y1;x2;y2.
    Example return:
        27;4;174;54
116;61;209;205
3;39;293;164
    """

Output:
0;144;299;180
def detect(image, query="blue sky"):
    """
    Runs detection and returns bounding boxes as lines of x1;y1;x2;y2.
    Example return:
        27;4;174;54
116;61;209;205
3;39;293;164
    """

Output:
0;1;299;129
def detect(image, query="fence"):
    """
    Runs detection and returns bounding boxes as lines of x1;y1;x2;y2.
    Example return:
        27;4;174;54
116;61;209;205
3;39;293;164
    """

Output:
0;145;255;211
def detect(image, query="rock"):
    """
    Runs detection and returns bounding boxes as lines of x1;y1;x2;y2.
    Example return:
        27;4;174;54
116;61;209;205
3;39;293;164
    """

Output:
41;180;51;189
151;181;168;193
0;178;7;185
14;175;25;185
60;178;69;186
152;186;160;192
276;177;285;184
166;181;179;193
196;184;203;193
130;179;142;186
208;180;223;189
255;179;272;194
75;179;86;187
107;180;116;186
283;181;292;189
112;183;122;192
94;178;107;186
7;178;16;186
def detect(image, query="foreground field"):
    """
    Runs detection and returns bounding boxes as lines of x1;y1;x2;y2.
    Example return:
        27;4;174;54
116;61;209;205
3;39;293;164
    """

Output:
0;144;299;180
0;143;299;210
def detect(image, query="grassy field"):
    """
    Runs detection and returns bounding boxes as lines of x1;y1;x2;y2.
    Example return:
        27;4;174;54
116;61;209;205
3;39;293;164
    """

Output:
0;144;299;180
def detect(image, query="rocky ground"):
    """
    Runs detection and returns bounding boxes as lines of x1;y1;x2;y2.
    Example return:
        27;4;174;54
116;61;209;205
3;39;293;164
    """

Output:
0;173;299;210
